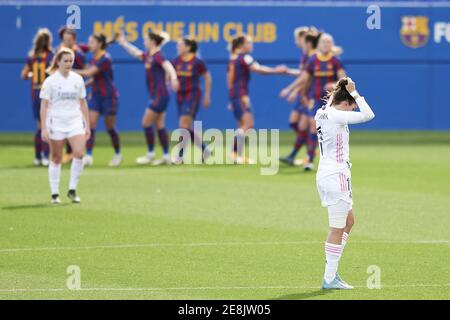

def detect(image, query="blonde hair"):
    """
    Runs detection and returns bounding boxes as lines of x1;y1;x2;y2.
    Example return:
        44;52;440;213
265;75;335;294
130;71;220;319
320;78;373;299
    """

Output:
47;47;75;74
29;28;53;57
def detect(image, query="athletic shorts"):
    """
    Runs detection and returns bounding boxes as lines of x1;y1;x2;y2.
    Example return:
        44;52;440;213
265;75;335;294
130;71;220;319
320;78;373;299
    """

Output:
308;99;323;118
230;95;252;121
317;170;353;228
177;97;201;118
148;95;170;114
317;170;353;207
89;94;118;116
47;117;85;141
293;96;308;115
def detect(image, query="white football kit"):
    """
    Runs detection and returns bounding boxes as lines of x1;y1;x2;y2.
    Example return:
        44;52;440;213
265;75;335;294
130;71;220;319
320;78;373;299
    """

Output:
315;96;375;228
40;70;86;140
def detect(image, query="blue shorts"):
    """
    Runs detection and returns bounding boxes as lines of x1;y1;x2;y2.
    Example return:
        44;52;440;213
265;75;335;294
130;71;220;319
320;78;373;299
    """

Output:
230;96;252;121
148;96;170;114
89;94;118;116
293;96;308;115
308;99;323;118
32;97;41;121
177;97;201;118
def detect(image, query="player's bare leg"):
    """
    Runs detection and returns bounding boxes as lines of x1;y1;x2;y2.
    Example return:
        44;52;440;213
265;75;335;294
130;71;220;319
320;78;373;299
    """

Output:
232;112;255;164
280;111;308;166
105;115;122;167
152;112;171;165
304;117;317;171
83;110;99;166
137;109;159;165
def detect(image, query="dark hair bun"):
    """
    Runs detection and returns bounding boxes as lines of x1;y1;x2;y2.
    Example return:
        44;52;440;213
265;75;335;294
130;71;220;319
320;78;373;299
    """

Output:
338;78;348;88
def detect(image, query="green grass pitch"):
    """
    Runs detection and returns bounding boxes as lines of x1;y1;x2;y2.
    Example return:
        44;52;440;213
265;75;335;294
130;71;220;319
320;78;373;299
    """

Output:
0;131;449;300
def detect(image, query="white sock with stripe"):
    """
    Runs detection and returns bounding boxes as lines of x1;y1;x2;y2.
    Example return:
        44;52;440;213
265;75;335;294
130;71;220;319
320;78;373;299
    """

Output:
324;242;343;283
48;161;61;195
341;232;349;251
69;158;84;190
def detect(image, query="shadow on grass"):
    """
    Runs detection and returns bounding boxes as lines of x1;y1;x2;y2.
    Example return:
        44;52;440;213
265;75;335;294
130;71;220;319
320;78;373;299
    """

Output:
273;289;333;300
2;203;70;210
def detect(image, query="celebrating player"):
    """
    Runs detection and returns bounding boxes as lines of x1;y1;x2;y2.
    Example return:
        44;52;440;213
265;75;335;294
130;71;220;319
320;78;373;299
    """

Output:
40;48;90;204
315;77;375;289
281;33;345;171
171;37;212;164
76;34;122;167
117;30;178;165
280;28;318;166
57;26;87;164
228;35;287;164
21;28;54;167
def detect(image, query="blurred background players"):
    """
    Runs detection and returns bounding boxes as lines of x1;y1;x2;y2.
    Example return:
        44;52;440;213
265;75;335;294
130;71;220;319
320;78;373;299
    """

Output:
21;28;54;167
228;35;288;164
76;33;122;167
281;33;345;171
117;30;179;165
171;37;212;164
280;26;317;166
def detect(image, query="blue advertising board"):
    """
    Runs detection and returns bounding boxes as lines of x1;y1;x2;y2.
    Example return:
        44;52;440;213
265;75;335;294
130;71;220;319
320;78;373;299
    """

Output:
1;1;450;130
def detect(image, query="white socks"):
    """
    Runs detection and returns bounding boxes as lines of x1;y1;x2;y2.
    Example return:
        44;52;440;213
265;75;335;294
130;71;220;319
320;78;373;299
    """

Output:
49;158;84;196
341;232;349;251
69;158;84;190
323;233;350;283
48;161;61;195
324;242;343;283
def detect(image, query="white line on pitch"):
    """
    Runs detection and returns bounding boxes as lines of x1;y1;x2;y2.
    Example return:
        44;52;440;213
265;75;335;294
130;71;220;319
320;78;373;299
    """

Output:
0;240;448;253
0;283;449;293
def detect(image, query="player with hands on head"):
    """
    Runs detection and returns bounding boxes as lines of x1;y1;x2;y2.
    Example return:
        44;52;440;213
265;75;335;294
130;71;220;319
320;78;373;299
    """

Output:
314;77;375;290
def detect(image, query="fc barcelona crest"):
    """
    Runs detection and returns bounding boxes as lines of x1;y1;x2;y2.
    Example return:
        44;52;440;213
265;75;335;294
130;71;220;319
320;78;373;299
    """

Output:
400;16;429;48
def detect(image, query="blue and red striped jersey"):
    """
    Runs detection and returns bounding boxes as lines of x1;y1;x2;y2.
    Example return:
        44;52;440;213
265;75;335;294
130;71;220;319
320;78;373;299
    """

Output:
72;46;86;70
299;52;310;72
228;53;255;99
306;53;343;101
172;54;207;103
25;50;54;99
90;50;118;98
142;50;169;98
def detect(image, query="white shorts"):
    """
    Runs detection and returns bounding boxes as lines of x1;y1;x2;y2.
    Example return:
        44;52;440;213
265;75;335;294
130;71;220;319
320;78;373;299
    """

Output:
317;171;353;228
47;117;85;141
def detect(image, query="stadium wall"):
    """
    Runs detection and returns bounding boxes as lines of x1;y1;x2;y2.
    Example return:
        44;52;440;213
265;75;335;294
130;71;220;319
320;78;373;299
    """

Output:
1;2;450;131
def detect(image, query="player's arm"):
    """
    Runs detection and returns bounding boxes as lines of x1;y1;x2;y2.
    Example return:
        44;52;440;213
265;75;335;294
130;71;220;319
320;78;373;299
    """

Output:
80;98;91;139
250;62;287;75
77;79;90;139
21;61;31;80
39;78;51;141
202;71;212;108
76;65;99;78
285;68;300;77
330;78;375;125
40;99;49;142
117;32;144;61
162;60;179;92
280;71;310;99
84;78;94;87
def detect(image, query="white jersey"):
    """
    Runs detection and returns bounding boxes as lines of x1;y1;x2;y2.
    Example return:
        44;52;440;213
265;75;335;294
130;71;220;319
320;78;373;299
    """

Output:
315;96;375;180
40;70;86;131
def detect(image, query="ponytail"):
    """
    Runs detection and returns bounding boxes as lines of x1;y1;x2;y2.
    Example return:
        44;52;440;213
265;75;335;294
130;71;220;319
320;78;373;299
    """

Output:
324;78;356;106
